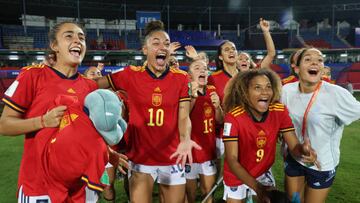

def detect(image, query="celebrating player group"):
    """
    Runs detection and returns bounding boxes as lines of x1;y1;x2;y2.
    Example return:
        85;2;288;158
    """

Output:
1;17;360;203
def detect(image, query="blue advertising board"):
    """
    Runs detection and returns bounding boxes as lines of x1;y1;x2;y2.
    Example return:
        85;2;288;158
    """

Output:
136;11;161;29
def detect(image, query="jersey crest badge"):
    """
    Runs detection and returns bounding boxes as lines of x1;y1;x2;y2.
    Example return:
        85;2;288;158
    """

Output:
204;103;213;118
256;130;267;148
152;93;162;106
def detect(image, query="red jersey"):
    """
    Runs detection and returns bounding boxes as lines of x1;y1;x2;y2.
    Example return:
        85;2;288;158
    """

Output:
107;65;190;165
281;75;298;85
208;69;232;138
43;103;108;203
2;64;98;196
208;69;232;102
222;103;294;186
190;85;217;163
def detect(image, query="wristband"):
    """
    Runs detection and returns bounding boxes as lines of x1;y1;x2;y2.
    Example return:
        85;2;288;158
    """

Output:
40;115;46;128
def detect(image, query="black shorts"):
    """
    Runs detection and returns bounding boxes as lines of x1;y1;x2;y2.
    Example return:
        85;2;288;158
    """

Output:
284;155;336;189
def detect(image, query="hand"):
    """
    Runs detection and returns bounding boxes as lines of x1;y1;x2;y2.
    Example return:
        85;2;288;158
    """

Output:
43;106;67;127
185;45;198;59
210;91;220;109
97;62;104;71
189;81;200;98
301;137;321;169
170;42;181;54
169;139;202;168
255;183;271;203
259;18;270;33
108;148;129;175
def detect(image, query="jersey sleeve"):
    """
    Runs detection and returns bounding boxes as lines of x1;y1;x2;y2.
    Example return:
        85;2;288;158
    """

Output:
222;113;239;142
279;105;295;133
107;67;130;91
179;75;191;102
334;86;360;125
2;69;36;113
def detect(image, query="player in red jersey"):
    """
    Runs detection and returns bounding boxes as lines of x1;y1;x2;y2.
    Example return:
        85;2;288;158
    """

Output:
43;89;126;202
84;63;104;80
321;65;332;83
237;18;276;72
221;68;317;202
0;22;99;202
96;20;201;203
185;60;223;203
281;48;306;85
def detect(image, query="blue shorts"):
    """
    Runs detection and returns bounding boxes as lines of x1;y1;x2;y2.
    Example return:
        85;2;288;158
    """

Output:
284;155;337;189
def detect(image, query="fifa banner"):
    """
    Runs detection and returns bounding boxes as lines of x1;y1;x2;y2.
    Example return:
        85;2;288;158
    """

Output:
356;28;360;47
136;11;161;29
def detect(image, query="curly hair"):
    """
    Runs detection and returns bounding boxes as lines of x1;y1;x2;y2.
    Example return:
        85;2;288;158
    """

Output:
223;68;281;113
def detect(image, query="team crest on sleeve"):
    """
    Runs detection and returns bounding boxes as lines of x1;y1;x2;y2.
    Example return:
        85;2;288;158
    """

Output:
223;122;232;136
4;80;19;97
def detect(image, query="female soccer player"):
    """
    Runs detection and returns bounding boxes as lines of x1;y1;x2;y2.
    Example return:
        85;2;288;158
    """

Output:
0;21;98;202
185;59;223;203
237;18;276;72
221;68;317;203
84;63;103;80
281;48;360;203
281;48;306;85
96;20;201;203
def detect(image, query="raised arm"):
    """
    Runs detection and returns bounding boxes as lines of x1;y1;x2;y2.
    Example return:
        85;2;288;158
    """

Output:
185;45;199;60
259;18;276;69
210;91;224;124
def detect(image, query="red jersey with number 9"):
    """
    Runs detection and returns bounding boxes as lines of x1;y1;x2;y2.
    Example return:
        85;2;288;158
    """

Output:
222;103;294;186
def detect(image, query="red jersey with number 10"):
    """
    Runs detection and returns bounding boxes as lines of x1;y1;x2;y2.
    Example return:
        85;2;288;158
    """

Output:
108;66;190;165
222;103;294;186
190;85;217;163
